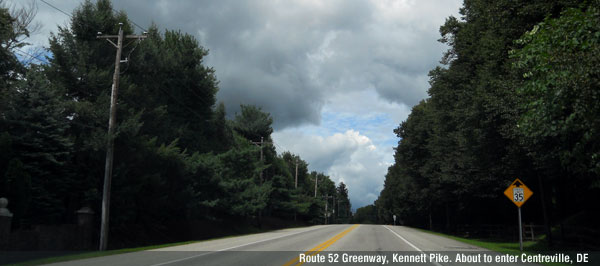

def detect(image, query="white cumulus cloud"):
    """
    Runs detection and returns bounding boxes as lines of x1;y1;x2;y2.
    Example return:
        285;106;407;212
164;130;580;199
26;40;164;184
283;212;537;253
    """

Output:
273;129;392;209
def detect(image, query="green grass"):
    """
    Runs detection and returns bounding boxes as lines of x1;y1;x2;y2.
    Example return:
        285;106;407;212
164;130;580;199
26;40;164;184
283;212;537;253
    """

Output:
6;225;301;266
5;240;200;266
415;228;571;266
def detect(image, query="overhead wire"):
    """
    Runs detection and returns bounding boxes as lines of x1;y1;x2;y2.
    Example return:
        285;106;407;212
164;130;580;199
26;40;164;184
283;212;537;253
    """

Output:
14;48;48;64
119;38;142;75
273;142;289;154
34;0;310;184
38;0;146;34
38;0;71;17
110;7;147;33
35;0;218;124
244;129;292;157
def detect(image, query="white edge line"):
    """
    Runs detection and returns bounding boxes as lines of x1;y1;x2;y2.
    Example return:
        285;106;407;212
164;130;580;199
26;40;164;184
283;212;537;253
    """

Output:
148;226;327;266
383;225;443;266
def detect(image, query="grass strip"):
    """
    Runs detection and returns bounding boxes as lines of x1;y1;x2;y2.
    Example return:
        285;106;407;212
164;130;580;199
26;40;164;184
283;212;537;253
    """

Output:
5;240;200;266
7;225;308;266
415;228;570;266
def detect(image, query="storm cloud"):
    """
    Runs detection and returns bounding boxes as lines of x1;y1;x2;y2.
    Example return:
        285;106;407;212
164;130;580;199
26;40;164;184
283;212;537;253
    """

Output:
22;0;459;129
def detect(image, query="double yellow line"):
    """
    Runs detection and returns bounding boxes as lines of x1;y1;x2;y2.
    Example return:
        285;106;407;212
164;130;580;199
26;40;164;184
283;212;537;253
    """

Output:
283;224;359;266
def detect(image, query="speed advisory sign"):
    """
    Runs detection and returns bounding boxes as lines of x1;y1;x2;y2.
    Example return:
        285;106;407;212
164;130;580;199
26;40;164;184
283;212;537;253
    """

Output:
503;178;533;207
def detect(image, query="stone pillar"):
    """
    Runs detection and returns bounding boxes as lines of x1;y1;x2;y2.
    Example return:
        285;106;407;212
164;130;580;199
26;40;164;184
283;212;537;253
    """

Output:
76;207;94;250
0;198;13;250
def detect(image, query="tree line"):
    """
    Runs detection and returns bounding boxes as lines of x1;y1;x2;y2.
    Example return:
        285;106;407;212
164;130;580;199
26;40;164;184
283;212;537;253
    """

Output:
0;0;351;248
375;0;599;246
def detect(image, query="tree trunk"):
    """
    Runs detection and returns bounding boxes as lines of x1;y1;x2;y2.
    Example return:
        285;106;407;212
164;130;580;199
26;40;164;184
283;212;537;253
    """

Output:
429;208;433;230
537;173;552;246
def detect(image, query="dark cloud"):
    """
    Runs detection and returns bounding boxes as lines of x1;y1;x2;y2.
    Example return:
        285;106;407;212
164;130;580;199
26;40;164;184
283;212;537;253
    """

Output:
105;0;458;129
21;0;461;129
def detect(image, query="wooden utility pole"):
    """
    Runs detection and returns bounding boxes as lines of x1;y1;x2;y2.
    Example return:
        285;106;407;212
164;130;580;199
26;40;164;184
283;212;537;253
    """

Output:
333;193;336;223
259;137;263;181
324;194;333;224
314;175;318;197
252;137;272;183
337;199;341;220
97;23;146;251
260;137;263;161
294;158;298;221
295;158;298;189
325;194;328;224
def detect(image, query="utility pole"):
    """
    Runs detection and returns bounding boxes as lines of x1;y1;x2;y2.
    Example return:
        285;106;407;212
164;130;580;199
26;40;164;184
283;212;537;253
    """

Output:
260;137;263;181
251;136;272;227
97;23;146;251
294;158;298;221
323;194;333;224
325;194;328;224
333;194;336;223
314;175;318;197
337;199;341;221
252;137;273;183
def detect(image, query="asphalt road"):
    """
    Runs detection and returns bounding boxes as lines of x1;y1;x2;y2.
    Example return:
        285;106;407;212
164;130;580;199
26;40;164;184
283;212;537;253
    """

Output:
43;224;540;266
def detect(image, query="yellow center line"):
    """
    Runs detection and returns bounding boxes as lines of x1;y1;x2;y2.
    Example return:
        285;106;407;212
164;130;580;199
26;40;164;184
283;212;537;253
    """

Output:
282;224;359;266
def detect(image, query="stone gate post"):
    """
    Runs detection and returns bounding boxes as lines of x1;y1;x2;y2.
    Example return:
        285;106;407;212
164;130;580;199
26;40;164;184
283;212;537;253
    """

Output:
76;207;94;250
0;198;13;250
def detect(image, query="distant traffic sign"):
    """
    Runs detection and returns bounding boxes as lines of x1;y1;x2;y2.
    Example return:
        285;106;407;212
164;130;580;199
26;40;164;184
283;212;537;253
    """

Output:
503;178;533;207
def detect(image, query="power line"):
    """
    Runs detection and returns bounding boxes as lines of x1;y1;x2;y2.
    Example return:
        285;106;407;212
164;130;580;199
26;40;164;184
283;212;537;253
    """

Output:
17;1;213;150
110;7;147;32
38;0;71;17
274;142;290;153
128;19;147;33
34;0;219;146
14;48;48;64
15;47;149;114
162;76;217;110
38;0;147;33
154;85;212;122
37;0;218;120
36;0;99;37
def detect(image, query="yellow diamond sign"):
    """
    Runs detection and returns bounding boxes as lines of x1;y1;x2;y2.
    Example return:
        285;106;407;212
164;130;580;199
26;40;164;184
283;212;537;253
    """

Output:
504;178;533;207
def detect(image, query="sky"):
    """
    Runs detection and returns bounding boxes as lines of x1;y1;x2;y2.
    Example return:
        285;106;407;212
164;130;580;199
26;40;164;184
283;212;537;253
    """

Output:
10;0;463;210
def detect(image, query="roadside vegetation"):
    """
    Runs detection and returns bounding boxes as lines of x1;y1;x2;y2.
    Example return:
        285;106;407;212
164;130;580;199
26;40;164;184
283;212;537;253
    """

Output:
375;0;600;250
0;0;352;251
418;228;573;266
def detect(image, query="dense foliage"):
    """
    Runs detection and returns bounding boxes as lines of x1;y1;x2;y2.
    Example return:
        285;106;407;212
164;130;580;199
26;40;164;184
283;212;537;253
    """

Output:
0;0;351;249
376;0;600;246
352;204;377;224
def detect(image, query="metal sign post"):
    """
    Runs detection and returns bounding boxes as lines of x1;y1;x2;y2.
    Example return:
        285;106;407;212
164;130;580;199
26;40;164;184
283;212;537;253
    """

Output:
393;214;396;226
518;207;523;252
504;178;533;252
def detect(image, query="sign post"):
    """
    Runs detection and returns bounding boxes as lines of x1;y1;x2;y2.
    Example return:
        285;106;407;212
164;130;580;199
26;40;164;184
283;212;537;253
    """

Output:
503;178;533;252
518;207;522;252
393;214;396;226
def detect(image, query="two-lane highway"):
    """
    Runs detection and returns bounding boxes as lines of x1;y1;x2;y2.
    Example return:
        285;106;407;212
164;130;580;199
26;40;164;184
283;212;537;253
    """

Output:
44;225;534;266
